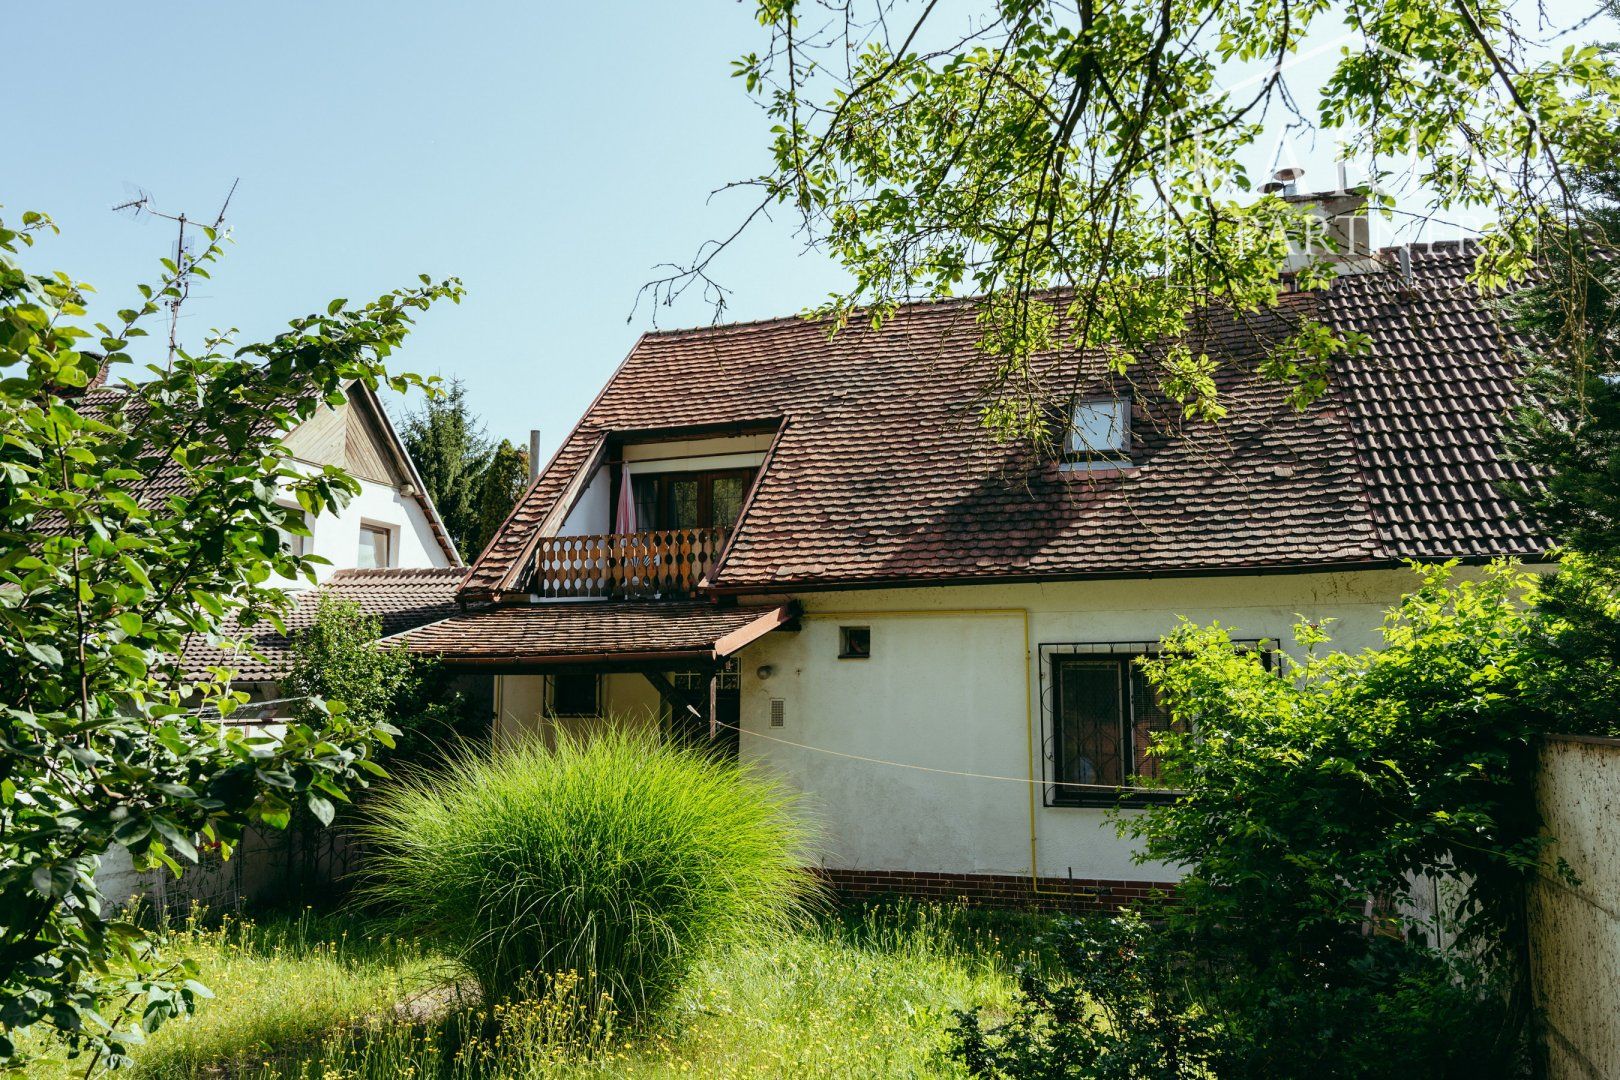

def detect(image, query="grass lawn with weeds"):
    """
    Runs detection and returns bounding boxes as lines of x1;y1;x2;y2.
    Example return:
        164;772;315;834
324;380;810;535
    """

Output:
22;910;445;1080
23;902;1045;1079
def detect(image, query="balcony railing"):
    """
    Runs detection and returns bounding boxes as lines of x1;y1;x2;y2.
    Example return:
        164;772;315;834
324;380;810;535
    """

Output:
531;528;727;600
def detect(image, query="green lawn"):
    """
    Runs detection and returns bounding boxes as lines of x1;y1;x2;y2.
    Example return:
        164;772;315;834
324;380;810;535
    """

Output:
24;903;1044;1079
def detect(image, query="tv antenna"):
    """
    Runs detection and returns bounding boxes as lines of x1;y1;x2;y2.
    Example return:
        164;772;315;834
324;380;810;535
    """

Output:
113;178;239;369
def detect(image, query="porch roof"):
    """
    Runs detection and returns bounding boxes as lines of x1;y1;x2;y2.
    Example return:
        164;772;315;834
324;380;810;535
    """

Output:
389;600;795;666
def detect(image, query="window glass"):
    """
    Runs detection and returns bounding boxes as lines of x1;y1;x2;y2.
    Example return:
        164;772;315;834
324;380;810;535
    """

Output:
550;672;600;716
632;475;659;531
1054;659;1124;789
838;626;871;659
358;524;391;569
628;469;757;531
1068;399;1130;457
1048;647;1265;803
670;477;701;529
711;475;749;530
1129;666;1174;782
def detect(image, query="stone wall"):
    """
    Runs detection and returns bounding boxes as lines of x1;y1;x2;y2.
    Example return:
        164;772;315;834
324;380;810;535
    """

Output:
1530;734;1620;1080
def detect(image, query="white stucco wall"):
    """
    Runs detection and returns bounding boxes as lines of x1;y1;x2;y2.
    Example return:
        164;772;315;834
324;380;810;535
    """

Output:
731;567;1464;884
278;465;450;583
558;465;612;537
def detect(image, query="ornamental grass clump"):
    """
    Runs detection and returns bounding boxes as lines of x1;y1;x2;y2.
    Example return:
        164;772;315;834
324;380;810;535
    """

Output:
361;729;819;1021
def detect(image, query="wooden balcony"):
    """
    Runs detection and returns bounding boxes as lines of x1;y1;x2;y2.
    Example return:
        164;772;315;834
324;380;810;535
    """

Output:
531;528;727;600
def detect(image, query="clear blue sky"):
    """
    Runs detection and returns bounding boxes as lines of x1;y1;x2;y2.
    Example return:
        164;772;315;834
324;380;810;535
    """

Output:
10;1;1610;459
8;2;847;458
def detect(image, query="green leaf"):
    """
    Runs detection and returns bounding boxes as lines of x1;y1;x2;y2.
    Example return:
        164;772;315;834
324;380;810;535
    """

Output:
23;641;64;667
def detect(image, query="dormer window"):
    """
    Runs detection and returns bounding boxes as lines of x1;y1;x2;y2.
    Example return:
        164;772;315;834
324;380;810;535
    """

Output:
1066;398;1132;464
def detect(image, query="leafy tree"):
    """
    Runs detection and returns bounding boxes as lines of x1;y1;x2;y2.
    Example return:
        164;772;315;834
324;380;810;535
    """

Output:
283;594;486;768
1115;563;1550;1069
1503;163;1620;559
467;438;530;560
283;596;413;750
278;596;485;898
675;1;1619;446
954;911;1230;1079
400;379;492;559
1521;551;1620;737
0;207;459;1069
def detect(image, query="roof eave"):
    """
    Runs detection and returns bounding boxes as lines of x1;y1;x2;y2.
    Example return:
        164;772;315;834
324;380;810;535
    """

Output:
703;550;1553;596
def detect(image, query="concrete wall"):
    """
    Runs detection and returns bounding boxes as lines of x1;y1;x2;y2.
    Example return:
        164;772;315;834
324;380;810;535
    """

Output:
97;827;306;913
1530;734;1620;1080
733;568;1436;883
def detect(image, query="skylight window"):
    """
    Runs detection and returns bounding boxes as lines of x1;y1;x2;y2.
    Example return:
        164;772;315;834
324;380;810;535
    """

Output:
1066;398;1131;461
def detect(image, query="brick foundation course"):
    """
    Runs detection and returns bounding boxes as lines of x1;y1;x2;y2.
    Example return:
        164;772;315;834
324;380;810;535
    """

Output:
819;868;1178;913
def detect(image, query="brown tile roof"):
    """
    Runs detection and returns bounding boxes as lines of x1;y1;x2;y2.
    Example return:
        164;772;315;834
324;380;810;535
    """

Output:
392;601;793;664
180;567;471;682
463;243;1544;597
1324;255;1542;558
66;383;462;565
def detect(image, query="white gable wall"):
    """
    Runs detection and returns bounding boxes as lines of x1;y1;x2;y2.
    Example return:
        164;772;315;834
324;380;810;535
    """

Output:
277;460;450;584
731;566;1494;885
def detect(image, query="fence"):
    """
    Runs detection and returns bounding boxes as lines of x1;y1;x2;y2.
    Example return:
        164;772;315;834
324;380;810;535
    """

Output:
1530;734;1620;1080
98;824;362;916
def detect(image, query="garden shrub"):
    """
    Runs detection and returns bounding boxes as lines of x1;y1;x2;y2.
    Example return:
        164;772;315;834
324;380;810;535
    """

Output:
954;563;1558;1078
954;911;1228;1079
361;729;819;1020
953;913;1523;1080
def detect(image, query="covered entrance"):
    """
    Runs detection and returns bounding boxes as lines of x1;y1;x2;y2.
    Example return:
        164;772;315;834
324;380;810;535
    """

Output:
392;601;794;753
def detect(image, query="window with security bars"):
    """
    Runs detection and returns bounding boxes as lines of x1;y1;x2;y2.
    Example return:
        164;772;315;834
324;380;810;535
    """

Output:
1044;643;1266;805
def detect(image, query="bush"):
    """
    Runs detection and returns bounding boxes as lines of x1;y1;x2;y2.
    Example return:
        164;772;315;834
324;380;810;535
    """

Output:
953;913;1523;1080
954;910;1227;1079
360;729;820;1020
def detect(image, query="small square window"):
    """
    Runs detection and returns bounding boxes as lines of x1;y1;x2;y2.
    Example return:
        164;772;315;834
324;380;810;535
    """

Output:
838;626;871;659
1067;398;1131;460
550;672;600;717
358;523;393;569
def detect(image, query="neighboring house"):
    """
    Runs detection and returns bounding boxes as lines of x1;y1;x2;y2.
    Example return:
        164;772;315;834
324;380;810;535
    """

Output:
396;239;1545;908
272;380;461;582
97;382;466;907
135;380;462;693
168;380;467;706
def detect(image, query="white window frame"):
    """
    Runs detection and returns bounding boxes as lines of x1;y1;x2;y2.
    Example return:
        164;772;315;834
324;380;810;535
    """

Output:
357;521;395;569
1064;397;1132;463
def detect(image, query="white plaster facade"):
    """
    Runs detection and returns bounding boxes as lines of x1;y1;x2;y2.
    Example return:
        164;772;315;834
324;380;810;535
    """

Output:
487;567;1460;886
712;568;1460;884
279;465;453;585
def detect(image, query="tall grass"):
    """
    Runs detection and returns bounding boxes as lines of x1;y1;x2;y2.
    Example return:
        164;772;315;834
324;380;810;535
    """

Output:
19;910;440;1080
361;728;821;1020
225;903;1033;1079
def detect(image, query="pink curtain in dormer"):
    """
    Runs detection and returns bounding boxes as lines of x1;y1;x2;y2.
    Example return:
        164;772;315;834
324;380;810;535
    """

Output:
615;465;638;534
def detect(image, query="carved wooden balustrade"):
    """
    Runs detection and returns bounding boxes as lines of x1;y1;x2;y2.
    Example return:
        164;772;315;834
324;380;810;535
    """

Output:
530;528;727;599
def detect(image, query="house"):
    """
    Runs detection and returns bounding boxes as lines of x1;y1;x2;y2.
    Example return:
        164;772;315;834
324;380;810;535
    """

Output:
167;380;465;703
97;381;467;907
397;241;1545;908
